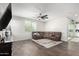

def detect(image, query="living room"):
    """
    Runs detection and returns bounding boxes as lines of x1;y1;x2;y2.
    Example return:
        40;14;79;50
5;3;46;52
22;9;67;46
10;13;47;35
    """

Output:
0;3;79;56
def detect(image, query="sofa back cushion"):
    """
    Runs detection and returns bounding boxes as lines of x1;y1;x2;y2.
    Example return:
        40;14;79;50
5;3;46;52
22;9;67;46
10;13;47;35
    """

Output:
32;32;44;40
32;32;62;41
50;32;61;41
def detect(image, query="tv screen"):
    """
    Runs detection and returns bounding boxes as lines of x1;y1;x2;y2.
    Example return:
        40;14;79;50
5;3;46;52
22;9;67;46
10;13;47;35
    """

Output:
0;3;12;30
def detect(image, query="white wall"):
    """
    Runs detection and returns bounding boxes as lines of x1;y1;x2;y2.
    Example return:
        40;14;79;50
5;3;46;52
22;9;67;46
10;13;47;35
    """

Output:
9;16;45;41
9;16;32;41
9;15;70;41
36;21;45;31
45;16;70;41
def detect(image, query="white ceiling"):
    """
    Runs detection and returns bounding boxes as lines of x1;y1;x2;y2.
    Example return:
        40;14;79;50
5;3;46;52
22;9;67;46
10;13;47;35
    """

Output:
12;3;50;18
1;3;79;20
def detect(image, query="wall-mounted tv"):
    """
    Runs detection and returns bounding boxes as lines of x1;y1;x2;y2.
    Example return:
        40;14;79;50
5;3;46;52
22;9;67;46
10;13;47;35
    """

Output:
0;3;12;30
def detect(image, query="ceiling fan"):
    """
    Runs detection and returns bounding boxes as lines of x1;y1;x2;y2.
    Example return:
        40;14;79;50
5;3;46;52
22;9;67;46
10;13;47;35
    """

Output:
36;13;48;20
33;7;48;21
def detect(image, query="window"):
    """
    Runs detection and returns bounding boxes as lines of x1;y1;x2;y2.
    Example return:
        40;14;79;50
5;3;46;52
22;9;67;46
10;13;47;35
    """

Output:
24;20;37;32
32;21;37;31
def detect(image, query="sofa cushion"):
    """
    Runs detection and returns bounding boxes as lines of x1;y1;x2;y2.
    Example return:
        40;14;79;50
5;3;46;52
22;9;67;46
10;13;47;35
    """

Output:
32;32;44;40
50;32;61;41
32;32;62;41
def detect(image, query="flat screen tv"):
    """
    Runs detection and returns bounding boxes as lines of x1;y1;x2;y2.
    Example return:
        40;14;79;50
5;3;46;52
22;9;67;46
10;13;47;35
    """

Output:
0;3;12;30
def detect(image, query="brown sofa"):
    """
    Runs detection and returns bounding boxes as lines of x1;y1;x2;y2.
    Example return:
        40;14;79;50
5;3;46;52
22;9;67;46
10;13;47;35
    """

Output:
32;32;62;41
